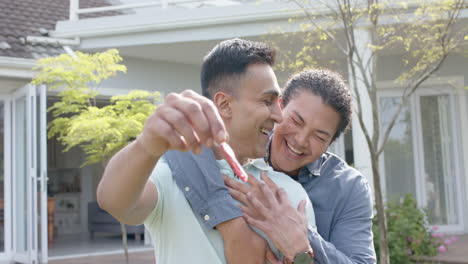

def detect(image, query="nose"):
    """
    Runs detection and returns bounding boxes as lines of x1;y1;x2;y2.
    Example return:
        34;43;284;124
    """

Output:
296;131;309;148
271;100;283;124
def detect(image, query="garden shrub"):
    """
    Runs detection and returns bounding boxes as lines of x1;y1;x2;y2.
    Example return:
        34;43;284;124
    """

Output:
373;194;439;263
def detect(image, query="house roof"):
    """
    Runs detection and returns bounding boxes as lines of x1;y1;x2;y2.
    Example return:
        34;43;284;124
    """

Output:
0;0;118;59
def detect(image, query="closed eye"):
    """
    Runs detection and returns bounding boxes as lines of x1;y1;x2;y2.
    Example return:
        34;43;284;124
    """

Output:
316;135;326;142
291;116;302;126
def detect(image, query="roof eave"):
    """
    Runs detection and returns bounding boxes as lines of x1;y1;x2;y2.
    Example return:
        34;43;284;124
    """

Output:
0;56;37;79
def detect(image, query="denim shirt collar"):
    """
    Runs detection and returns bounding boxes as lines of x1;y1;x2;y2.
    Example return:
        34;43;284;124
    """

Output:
293;154;326;183
305;155;325;176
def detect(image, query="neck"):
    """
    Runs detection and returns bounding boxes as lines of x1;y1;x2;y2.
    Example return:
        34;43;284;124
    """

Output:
270;154;299;176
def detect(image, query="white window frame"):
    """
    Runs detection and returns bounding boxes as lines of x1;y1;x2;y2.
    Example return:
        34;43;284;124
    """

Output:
377;76;466;233
0;94;12;262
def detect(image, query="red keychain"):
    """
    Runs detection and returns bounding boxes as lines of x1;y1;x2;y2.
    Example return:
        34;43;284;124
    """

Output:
217;142;248;182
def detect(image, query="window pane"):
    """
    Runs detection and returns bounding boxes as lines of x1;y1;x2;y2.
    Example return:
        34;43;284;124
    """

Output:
380;97;416;201
14;96;28;252
420;95;459;225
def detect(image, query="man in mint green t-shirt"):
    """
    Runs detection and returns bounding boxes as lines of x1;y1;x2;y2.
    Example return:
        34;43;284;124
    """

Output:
98;38;316;263
144;153;315;263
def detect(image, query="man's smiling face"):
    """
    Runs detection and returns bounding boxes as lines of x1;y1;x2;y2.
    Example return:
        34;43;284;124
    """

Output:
270;90;341;176
226;63;282;163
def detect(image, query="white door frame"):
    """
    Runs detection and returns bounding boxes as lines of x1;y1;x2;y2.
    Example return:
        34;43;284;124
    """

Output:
11;84;48;263
38;85;48;263
0;94;12;262
11;84;34;263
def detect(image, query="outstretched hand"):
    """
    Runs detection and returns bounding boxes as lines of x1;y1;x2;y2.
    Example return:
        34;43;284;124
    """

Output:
137;90;228;157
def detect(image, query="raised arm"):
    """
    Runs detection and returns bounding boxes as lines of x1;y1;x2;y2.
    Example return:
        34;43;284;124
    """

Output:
97;90;227;226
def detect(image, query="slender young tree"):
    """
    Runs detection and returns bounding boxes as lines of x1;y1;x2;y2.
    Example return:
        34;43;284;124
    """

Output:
32;49;161;263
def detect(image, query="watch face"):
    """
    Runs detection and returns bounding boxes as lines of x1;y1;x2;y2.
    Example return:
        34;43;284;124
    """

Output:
294;252;312;264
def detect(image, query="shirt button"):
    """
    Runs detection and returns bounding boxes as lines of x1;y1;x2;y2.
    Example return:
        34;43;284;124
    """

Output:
185;187;190;192
309;173;313;177
204;215;210;221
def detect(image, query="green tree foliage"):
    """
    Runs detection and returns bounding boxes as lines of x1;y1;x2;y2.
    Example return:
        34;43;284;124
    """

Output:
270;1;466;263
33;49;126;90
48;90;160;166
32;49;161;166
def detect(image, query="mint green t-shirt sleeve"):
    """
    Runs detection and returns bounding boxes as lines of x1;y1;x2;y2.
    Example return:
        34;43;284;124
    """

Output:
144;159;172;227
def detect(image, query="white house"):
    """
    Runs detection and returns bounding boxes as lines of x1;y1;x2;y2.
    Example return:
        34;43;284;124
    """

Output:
0;0;467;263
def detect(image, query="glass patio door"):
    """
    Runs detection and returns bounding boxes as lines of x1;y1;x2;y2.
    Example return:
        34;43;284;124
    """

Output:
12;84;48;263
380;89;464;232
417;94;463;230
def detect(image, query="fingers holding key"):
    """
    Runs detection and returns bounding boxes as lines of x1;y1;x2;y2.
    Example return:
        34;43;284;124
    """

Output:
158;103;201;152
138;106;186;156
139;90;228;156
166;92;216;149
180;90;228;144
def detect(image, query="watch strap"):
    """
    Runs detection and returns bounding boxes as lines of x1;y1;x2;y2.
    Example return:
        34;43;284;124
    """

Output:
282;249;314;264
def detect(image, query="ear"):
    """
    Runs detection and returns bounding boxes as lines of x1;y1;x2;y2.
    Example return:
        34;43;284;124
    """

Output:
279;97;284;110
213;92;233;119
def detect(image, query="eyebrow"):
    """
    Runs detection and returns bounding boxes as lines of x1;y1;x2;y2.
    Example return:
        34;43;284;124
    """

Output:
262;89;281;97
292;110;332;138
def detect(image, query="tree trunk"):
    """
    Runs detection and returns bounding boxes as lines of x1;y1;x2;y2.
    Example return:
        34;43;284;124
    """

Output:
120;223;129;263
371;154;390;264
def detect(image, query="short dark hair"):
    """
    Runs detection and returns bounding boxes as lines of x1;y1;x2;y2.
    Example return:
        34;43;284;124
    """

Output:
282;69;352;141
201;38;275;99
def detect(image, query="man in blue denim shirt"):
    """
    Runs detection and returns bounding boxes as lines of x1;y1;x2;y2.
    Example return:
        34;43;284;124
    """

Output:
166;70;376;263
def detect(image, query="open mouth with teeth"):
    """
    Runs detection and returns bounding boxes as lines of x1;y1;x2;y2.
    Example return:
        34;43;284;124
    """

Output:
286;141;304;156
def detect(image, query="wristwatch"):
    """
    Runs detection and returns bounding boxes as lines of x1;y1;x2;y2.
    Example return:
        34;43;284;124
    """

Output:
283;249;314;264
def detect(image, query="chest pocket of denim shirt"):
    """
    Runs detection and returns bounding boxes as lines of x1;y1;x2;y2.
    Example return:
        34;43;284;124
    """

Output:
314;210;333;241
